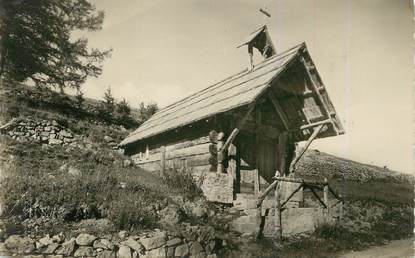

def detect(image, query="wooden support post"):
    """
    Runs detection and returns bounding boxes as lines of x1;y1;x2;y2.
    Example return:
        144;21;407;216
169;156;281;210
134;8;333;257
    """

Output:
323;178;329;216
145;145;150;159
219;104;256;153
227;143;237;190
289;124;324;173
254;106;262;194
160;146;166;174
253;169;260;196
274;171;282;240
339;194;343;223
257;179;278;207
277;132;288;176
217;132;225;173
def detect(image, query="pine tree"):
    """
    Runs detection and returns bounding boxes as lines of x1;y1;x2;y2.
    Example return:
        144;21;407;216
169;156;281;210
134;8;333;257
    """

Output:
0;0;111;90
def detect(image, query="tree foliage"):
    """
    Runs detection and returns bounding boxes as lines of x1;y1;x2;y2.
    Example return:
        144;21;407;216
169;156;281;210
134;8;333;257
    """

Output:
0;0;110;90
137;101;158;124
116;98;131;120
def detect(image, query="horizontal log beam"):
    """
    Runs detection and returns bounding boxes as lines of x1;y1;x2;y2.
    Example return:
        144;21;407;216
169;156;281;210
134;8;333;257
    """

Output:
274;176;327;186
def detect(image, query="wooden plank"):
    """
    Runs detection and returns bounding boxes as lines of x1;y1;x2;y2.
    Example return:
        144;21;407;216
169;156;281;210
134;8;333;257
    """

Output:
150;136;211;154
166;153;215;168
166;142;215;159
268;91;290;130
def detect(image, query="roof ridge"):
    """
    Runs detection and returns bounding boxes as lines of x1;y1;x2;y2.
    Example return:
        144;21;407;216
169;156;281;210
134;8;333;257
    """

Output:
150;42;305;119
130;62;294;136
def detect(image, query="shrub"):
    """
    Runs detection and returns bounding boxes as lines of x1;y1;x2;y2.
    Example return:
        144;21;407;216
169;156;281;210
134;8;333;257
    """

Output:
161;167;203;199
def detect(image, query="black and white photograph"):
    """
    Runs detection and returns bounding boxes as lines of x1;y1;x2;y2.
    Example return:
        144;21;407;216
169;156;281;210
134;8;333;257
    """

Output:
0;0;413;257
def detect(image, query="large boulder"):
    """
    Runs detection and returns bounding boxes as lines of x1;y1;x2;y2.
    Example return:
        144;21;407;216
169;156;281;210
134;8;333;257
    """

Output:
56;238;76;256
93;238;115;250
43;243;59;254
140;232;167;250
121;238;144;253
143;246;166;258
97;250;116;258
74;246;95;257
75;233;96;246
5;235;35;254
117;245;132;258
175;244;189;257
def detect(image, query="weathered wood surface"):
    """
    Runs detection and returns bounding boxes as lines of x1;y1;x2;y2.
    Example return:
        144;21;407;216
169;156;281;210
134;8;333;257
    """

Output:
253;169;260;196
120;44;304;146
217;132;225;173
132;135;218;174
289;124;324;173
274;173;282;240
268;91;290;130
227;143;237;187
149;136;211;154
323;178;329;215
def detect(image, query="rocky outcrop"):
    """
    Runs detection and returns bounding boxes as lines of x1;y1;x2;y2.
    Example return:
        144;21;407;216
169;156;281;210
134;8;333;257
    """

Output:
0;229;223;258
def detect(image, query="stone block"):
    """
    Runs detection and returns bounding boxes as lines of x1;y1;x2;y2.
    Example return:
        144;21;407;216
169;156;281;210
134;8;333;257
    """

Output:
5;235;35;254
193;172;233;204
74;246;95;257
75;233;96;246
140;232;167;250
121;238;143;253
174;244;189;257
117;245;132;258
142;246;166;258
56;238;76;256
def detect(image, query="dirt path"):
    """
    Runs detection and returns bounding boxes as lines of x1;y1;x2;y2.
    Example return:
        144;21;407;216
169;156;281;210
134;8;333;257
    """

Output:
339;239;414;258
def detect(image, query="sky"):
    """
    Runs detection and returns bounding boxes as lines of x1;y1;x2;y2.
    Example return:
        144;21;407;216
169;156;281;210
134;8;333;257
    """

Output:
80;0;413;174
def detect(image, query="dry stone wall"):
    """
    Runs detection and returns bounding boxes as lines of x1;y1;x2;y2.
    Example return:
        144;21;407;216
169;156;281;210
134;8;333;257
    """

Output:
0;230;221;258
0;117;77;146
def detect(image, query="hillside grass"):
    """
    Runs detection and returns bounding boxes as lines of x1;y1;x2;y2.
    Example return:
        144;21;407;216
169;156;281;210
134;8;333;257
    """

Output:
0;136;205;237
0;80;138;129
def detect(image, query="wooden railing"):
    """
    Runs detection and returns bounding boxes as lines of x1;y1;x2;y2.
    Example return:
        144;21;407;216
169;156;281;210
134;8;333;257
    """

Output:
256;171;344;240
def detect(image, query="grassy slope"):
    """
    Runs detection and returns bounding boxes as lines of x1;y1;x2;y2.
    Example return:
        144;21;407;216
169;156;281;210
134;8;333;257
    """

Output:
0;81;413;257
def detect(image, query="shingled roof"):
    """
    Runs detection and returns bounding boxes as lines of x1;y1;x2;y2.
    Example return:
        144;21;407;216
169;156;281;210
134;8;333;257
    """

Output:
120;43;306;147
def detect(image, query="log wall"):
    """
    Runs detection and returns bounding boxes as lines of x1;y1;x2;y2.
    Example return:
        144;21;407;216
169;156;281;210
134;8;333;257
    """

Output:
131;134;217;173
